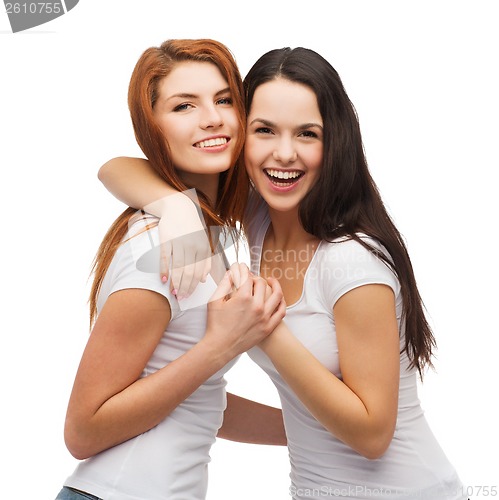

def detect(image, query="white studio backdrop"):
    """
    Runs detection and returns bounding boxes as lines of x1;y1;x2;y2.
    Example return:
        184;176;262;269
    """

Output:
1;1;497;498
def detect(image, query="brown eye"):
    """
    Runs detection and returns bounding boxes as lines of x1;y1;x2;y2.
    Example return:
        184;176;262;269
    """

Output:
255;127;273;134
300;130;318;138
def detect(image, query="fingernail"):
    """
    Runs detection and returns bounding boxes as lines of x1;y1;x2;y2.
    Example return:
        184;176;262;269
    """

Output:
162;275;168;284
172;288;178;296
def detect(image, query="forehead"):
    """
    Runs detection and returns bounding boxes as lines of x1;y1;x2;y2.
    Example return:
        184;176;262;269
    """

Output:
158;61;228;98
249;78;321;121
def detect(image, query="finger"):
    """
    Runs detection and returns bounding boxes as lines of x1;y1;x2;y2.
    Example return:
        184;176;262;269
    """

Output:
209;271;233;302
238;263;250;286
229;262;242;289
185;255;208;296
170;241;185;296
261;277;285;314
265;276;284;296
251;275;268;302
229;270;253;298
177;253;196;299
265;297;287;333
160;240;172;284
201;256;211;283
230;262;251;289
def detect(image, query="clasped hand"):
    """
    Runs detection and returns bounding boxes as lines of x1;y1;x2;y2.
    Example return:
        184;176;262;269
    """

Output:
204;263;286;359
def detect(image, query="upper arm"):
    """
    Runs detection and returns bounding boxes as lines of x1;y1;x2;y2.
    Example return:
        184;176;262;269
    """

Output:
98;156;151;185
68;288;171;420
333;284;400;430
98;156;178;210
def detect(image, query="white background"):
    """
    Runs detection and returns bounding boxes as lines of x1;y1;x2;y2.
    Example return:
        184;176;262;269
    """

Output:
1;1;498;498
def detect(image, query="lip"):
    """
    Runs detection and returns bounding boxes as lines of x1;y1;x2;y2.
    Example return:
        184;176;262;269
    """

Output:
263;168;305;192
193;134;231;153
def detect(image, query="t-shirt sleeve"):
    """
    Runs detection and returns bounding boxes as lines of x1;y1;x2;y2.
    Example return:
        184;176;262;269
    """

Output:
100;217;180;318
321;237;401;309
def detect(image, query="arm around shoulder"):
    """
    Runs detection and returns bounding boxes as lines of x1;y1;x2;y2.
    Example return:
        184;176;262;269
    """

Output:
98;156;177;212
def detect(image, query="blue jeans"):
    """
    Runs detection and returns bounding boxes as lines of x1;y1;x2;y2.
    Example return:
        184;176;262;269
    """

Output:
55;487;102;500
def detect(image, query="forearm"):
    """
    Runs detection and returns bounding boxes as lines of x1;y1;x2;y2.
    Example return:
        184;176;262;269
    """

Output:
98;156;179;216
260;323;394;458
218;393;286;445
66;338;231;460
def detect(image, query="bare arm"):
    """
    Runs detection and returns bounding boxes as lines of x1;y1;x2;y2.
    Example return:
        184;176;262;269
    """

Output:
98;157;175;214
65;268;286;460
259;284;400;459
218;392;286;446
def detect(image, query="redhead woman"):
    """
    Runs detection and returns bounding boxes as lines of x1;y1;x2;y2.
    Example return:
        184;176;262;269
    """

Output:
55;39;286;500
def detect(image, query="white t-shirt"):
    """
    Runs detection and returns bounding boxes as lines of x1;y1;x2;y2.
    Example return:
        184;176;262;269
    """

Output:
245;193;466;500
64;215;237;500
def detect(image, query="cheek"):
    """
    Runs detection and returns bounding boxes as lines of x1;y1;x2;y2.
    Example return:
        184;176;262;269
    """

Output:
162;127;187;168
308;147;323;175
243;138;257;170
163;122;189;154
226;110;241;133
244;136;268;166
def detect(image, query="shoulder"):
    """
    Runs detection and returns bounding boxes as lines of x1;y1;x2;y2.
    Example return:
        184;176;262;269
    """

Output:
316;234;400;308
99;212;180;316
318;234;388;268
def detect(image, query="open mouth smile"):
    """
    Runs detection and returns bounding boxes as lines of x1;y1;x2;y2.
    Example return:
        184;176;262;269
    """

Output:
264;168;304;187
194;137;229;148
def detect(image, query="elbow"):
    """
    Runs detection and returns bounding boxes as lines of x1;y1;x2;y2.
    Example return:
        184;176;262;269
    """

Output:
64;431;90;460
64;436;90;461
97;157;117;184
356;430;394;460
64;419;96;460
98;156;127;185
359;441;390;460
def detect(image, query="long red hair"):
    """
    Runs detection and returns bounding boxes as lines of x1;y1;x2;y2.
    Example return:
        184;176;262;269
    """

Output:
89;39;249;325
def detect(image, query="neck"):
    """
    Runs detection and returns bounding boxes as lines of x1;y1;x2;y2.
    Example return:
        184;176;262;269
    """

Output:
179;172;220;206
266;207;319;250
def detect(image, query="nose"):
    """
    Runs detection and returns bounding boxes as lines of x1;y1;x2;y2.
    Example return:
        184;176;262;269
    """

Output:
200;104;223;129
272;137;297;164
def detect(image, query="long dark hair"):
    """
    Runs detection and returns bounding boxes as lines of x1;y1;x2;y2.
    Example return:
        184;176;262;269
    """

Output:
244;47;435;378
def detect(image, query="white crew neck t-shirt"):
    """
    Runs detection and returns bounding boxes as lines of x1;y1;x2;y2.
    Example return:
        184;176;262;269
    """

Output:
245;193;466;500
64;215;237;500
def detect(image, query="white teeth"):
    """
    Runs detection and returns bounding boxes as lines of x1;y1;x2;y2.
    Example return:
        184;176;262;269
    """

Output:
195;137;228;148
265;169;302;180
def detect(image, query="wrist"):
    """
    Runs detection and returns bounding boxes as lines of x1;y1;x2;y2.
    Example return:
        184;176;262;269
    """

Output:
146;190;205;231
197;334;236;370
259;321;288;355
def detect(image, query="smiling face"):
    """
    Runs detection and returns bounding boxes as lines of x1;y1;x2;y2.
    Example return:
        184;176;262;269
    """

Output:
153;61;240;185
244;78;324;215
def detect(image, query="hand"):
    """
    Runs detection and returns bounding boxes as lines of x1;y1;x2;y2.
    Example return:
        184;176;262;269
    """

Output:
155;191;212;298
204;264;286;361
227;262;275;302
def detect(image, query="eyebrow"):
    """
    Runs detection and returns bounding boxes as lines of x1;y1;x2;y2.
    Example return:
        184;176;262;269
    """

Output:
165;87;231;102
249;118;323;130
